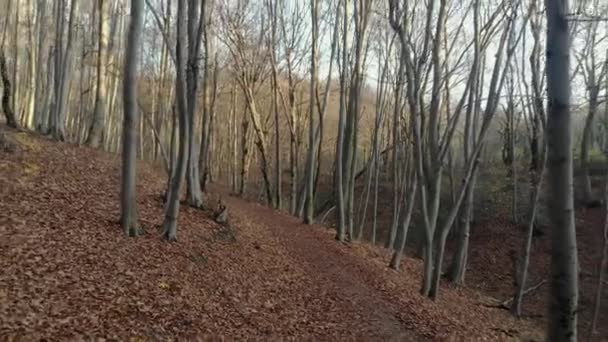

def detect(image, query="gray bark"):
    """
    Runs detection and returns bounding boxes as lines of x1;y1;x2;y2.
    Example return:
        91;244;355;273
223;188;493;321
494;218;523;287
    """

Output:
120;0;144;237
32;0;47;131
86;0;111;148
39;47;54;133
389;171;417;271
267;0;281;210
303;0;318;225
185;0;206;209
162;0;189;241
334;0;348;241
545;0;578;339
51;0;77;141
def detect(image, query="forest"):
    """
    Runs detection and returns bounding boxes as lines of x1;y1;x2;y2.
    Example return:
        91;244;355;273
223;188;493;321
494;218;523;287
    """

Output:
0;0;607;340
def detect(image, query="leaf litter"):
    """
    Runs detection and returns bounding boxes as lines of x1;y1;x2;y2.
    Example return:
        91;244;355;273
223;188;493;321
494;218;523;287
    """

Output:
0;130;545;340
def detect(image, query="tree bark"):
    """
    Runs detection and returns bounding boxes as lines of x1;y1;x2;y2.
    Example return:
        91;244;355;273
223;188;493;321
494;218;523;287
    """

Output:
184;0;205;209
51;0;78;141
86;0;111;147
120;0;144;237
303;0;318;224
0;50;17;128
33;0;48;132
162;0;189;241
512;147;547;317
545;0;578;339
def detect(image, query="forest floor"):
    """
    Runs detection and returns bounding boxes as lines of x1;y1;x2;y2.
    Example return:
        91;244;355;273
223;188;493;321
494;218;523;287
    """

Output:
0;127;589;340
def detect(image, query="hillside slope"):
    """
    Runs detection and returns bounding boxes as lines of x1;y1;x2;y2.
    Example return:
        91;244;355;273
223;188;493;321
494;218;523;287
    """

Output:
0;129;541;340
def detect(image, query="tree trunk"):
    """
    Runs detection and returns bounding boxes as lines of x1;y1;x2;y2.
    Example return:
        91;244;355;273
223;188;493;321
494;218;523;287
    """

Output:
12;0;20;123
184;0;205;209
231;85;238;193
268;0;281;210
545;0;578;339
86;0;111;147
33;0;48;132
303;0;318;225
162;0;189;241
51;0;78;141
579;95;598;206
40;47;54;134
588;175;608;339
23;0;36;129
120;0;144;237
238;108;251;196
0;50;17;128
389;175;417;270
512;149;547;317
447;176;475;284
387;56;405;249
334;0;348;241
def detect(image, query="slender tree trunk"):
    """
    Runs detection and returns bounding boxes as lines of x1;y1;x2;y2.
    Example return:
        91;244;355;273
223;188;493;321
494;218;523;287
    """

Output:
389;173;417;270
33;0;47;131
545;0;578;339
447;4;480;281
268;0;281;210
588;171;608;339
238;107;251;196
387;56;405;249
231;85;238;193
0;49;17;128
512;148;547;317
303;0;318;224
334;0;348;241
580;95;599;206
162;0;189;241
86;0;110;147
185;0;205;209
24;0;36;129
12;0;20;121
120;0;144;237
40;47;54;133
242;91;273;205
51;0;78;141
447;176;475;284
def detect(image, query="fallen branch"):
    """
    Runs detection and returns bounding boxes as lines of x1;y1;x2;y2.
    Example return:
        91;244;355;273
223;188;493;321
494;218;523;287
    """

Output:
482;279;547;310
319;206;335;224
